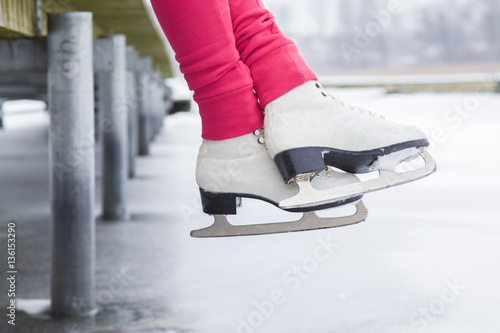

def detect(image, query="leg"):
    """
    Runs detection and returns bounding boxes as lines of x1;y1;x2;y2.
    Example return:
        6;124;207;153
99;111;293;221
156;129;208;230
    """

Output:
150;1;366;237
151;0;262;140
229;0;317;108
229;0;436;206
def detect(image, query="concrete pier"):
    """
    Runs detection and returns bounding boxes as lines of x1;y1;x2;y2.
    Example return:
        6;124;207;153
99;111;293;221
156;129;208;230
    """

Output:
127;70;138;178
126;46;139;178
47;12;96;318
97;35;128;220
0;99;4;129
137;57;152;156
152;71;165;139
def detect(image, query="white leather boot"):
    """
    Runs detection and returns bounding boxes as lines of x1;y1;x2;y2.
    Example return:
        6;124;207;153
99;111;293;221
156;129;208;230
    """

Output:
196;129;362;213
262;80;436;210
193;129;368;237
264;80;431;182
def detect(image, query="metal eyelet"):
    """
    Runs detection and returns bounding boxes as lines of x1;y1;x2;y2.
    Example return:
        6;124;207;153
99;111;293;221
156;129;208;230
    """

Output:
253;127;265;144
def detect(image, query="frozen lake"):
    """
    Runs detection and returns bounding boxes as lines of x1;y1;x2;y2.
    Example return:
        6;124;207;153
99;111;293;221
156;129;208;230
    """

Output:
161;88;500;333
1;87;499;333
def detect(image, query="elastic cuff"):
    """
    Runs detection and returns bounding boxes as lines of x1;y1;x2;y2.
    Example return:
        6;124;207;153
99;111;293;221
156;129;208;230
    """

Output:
197;84;264;140
250;43;317;109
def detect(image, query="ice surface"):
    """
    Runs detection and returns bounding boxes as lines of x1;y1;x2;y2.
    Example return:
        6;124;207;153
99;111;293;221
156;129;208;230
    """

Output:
1;90;499;332
161;89;500;333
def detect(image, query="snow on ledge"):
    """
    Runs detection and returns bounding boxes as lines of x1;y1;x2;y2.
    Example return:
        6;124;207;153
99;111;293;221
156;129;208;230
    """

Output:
16;299;51;316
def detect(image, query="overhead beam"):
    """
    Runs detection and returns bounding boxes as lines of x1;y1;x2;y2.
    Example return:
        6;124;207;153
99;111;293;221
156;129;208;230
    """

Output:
0;0;172;76
0;0;38;37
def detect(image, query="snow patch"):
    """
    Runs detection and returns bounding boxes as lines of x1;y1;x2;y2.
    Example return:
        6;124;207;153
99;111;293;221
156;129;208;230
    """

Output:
370;147;420;172
16;299;51;316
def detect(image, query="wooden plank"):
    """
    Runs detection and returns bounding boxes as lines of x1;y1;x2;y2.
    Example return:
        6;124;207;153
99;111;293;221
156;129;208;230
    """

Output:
0;0;171;76
0;0;37;36
67;0;171;76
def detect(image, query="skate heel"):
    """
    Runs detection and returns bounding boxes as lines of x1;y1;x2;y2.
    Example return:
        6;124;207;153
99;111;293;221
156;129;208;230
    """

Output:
274;147;327;183
199;188;238;215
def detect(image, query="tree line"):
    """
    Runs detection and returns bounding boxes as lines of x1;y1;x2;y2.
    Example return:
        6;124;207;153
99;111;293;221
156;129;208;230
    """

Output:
272;0;500;73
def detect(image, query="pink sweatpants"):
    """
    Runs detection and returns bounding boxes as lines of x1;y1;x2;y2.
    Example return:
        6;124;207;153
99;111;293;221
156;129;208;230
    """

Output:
151;0;317;140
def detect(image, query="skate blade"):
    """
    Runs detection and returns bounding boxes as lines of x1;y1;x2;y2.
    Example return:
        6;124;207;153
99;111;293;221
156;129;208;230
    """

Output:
280;150;436;210
190;201;368;238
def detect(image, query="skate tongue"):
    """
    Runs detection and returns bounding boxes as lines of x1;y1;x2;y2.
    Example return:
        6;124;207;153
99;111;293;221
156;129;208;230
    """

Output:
279;150;436;210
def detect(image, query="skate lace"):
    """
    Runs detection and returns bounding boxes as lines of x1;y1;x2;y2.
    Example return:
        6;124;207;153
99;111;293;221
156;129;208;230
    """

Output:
253;127;265;144
314;81;385;119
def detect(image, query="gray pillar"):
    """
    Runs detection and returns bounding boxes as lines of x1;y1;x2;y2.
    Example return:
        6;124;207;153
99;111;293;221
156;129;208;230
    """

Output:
97;35;128;220
127;70;138;178
154;74;164;137
48;12;96;318
0;100;4;129
137;72;149;155
149;81;157;142
137;57;152;155
154;72;164;136
149;76;159;141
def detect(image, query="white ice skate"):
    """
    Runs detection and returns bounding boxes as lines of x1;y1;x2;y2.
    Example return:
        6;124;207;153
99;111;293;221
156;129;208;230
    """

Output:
192;129;367;237
264;80;436;209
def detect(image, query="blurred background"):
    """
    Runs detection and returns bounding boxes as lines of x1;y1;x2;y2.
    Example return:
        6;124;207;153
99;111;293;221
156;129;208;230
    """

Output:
265;0;499;75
